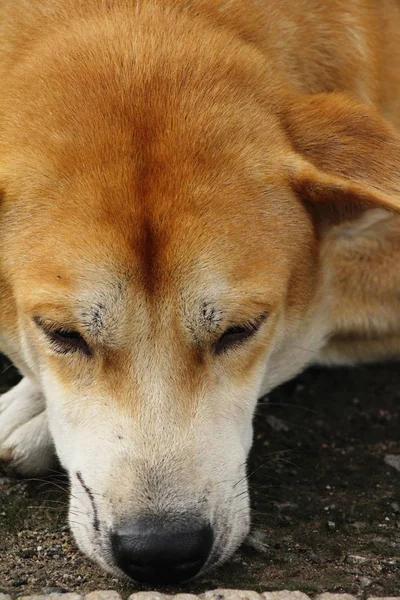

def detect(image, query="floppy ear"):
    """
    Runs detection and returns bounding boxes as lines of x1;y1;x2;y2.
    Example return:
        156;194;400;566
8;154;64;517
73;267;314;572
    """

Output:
281;93;400;231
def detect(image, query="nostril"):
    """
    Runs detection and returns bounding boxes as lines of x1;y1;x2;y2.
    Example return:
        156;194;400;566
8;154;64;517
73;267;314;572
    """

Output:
111;518;214;584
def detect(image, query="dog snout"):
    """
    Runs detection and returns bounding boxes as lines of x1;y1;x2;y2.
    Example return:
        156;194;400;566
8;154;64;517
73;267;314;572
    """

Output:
111;516;214;584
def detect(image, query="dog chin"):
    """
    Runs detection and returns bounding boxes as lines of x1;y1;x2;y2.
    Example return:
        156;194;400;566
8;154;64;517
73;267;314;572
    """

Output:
69;519;123;580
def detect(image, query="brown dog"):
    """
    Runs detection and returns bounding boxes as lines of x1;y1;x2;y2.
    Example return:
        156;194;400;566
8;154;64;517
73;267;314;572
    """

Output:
0;0;399;585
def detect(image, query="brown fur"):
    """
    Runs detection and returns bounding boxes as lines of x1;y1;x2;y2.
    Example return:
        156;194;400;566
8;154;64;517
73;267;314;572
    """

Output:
1;0;399;369
0;0;399;578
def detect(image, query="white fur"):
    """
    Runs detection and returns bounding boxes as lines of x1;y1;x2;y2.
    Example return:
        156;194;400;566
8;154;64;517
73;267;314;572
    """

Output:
0;377;55;475
0;279;331;577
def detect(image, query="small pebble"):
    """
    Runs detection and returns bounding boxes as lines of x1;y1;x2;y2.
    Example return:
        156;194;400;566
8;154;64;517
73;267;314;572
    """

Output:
315;595;357;600
263;593;311;600
128;594;166;600
367;597;400;600
391;502;400;513
266;415;290;432
202;591;261;600
166;595;200;600
310;551;320;562
345;554;368;564
352;521;367;530
384;454;400;472
12;577;28;587
86;592;122;600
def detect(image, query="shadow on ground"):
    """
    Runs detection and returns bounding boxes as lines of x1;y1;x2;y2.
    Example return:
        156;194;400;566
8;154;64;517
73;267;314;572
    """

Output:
0;355;399;596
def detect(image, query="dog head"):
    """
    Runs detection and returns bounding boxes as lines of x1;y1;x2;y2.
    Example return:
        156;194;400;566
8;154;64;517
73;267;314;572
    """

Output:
1;5;400;584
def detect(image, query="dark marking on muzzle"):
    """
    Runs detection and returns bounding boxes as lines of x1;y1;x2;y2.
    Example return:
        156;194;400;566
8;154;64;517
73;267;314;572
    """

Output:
76;471;100;532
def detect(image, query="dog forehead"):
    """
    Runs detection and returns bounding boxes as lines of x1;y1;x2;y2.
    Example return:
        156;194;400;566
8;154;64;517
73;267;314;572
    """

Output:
12;188;293;337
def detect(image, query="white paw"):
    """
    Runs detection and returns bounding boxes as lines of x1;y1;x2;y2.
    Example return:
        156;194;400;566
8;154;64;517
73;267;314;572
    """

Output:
0;377;55;476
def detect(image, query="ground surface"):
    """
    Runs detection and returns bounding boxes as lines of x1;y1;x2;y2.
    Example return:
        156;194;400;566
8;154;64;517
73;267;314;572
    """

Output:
0;355;399;597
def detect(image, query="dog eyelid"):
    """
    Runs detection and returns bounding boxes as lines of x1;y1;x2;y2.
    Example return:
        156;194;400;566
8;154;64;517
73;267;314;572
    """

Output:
33;317;92;357
213;312;267;355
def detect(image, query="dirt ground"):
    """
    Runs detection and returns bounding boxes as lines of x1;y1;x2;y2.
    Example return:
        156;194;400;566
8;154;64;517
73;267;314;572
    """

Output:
0;354;399;597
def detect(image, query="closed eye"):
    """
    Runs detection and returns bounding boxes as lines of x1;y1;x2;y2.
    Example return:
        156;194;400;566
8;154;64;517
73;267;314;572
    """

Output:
34;318;92;357
213;313;267;355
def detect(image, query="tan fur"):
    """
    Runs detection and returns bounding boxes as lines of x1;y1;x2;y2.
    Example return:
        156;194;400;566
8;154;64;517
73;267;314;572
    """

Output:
0;0;399;581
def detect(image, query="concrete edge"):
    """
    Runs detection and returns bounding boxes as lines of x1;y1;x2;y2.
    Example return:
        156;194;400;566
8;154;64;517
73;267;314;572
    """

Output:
1;590;399;600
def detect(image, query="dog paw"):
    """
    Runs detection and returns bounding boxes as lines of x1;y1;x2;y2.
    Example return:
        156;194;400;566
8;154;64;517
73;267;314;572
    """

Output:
0;378;55;476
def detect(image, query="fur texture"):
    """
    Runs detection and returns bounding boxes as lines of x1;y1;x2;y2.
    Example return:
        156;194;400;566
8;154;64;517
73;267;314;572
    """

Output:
0;0;399;581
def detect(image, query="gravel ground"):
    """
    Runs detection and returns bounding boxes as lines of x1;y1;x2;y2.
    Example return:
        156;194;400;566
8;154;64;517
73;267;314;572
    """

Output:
0;355;399;597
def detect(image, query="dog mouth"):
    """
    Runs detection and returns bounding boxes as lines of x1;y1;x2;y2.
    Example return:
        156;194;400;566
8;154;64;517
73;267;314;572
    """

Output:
70;470;250;585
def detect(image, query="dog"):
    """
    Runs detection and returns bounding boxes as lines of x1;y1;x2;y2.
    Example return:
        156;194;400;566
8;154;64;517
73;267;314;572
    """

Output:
0;0;399;586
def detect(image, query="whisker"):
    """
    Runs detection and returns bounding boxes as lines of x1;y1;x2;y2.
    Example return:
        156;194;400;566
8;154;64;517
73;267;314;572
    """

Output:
68;520;91;532
254;414;316;434
233;507;277;520
249;480;296;489
0;363;15;376
35;480;71;494
270;456;305;471
233;457;290;489
26;506;87;518
257;401;324;417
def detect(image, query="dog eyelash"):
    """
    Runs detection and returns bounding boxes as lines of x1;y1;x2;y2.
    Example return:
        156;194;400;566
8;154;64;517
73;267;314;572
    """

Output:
34;318;92;357
48;329;92;356
213;313;267;355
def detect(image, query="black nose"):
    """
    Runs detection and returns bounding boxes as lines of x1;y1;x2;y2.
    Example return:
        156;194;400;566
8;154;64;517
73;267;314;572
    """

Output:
111;517;214;584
